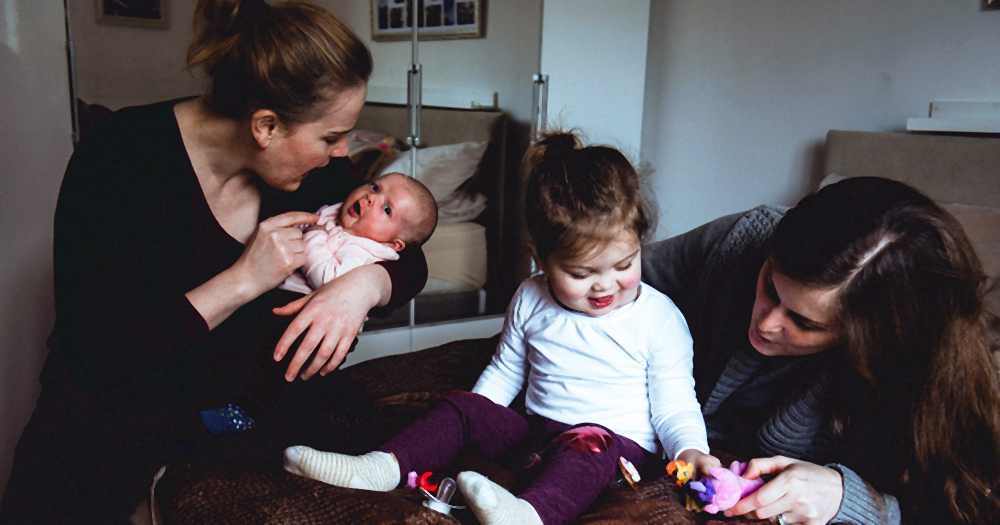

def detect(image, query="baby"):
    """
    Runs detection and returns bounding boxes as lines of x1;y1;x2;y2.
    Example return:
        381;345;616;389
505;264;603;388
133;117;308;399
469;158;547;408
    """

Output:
280;172;438;294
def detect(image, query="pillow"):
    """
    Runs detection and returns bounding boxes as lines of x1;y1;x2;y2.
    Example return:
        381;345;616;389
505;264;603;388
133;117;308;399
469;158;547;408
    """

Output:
378;140;490;222
437;191;488;223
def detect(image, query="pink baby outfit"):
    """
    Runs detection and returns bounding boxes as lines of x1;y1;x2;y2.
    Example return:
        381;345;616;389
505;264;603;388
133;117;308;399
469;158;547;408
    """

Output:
279;203;400;294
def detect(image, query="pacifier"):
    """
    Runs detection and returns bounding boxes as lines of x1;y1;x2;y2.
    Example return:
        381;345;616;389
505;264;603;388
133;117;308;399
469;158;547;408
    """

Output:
421;476;465;515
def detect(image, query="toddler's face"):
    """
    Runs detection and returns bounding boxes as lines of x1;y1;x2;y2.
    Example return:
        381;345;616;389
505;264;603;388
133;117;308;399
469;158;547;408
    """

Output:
540;231;642;317
339;173;419;250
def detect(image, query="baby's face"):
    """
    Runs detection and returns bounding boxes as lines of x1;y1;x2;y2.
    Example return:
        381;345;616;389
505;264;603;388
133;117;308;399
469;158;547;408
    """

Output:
339;173;420;250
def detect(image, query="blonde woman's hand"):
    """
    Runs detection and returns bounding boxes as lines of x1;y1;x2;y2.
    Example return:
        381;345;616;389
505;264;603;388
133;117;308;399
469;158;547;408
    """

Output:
232;211;318;297
272;264;391;381
725;456;843;525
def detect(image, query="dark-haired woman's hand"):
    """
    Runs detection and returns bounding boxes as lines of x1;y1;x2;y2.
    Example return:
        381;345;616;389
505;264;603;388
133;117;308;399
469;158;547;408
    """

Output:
233;211;318;296
725;456;843;525
272;263;391;381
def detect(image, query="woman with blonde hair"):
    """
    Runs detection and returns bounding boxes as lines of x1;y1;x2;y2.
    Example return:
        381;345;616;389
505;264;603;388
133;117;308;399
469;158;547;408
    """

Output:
0;1;429;523
643;176;1000;524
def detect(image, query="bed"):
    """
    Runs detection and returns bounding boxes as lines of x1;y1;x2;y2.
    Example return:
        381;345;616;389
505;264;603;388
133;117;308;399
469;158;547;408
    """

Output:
145;129;1000;524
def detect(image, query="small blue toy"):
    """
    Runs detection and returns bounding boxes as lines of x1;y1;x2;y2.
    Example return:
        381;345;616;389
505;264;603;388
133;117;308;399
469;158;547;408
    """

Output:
199;404;254;437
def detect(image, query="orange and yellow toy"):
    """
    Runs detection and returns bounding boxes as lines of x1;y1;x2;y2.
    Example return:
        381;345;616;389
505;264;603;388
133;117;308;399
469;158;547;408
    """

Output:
665;459;694;486
666;459;705;511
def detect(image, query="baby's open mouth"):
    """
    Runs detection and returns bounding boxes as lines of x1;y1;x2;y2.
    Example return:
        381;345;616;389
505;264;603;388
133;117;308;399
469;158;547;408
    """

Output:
349;201;361;217
588;295;614;308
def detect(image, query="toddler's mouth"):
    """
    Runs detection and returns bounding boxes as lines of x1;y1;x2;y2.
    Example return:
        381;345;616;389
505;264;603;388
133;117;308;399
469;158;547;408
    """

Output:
349;201;361;217
588;295;614;308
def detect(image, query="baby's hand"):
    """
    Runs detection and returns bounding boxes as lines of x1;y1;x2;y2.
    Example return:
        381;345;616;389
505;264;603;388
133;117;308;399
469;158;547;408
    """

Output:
677;449;722;480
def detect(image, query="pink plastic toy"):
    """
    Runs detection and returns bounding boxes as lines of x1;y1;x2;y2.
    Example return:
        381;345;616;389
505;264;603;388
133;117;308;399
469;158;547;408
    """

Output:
406;471;419;489
688;461;766;514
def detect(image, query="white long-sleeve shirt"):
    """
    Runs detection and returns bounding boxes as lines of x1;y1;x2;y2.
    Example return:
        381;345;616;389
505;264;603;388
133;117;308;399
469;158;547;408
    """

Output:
278;203;399;294
472;276;710;457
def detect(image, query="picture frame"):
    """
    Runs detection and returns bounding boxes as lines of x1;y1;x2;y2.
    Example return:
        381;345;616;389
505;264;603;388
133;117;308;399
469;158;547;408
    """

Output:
371;0;485;42
96;0;170;29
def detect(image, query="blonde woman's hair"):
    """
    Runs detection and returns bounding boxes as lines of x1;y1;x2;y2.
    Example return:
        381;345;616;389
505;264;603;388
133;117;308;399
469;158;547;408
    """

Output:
187;0;372;125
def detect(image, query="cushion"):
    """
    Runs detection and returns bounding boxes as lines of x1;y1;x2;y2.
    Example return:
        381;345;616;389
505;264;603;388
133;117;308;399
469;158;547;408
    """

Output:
437;191;488;224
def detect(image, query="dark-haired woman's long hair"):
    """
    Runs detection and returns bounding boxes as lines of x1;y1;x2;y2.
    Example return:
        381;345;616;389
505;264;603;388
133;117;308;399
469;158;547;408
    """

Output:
772;177;1000;523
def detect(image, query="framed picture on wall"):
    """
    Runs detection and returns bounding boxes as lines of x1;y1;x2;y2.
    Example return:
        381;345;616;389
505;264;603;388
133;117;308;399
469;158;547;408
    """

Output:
371;0;485;42
96;0;170;29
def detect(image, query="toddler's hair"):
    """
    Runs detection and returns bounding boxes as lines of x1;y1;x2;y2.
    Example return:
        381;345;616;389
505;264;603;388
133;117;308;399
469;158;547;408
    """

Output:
523;131;652;262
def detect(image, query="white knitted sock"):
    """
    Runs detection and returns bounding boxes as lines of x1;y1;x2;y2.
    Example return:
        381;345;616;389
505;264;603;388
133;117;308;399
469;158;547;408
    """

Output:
457;471;543;525
282;447;399;491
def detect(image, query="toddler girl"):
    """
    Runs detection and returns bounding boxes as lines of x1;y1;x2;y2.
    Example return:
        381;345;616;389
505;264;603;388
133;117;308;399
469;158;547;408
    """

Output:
282;132;717;525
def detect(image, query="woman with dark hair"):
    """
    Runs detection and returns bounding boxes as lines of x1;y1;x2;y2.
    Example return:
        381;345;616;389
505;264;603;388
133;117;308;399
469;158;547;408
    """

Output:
0;1;427;523
642;177;1000;525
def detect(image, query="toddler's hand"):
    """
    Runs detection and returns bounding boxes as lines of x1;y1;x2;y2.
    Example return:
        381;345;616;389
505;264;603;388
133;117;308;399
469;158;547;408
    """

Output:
677;449;722;480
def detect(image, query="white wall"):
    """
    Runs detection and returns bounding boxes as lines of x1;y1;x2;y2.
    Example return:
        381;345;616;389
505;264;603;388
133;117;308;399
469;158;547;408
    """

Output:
319;0;541;123
69;0;541;124
641;0;1000;238
541;0;650;157
0;0;73;496
69;0;201;109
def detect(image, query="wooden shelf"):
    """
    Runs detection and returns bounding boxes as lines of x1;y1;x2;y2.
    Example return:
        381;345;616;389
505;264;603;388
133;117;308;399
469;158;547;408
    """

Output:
906;117;1000;134
907;101;1000;134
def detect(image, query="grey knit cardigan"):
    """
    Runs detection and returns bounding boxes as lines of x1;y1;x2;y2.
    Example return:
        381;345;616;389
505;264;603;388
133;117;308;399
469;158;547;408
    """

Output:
642;206;901;525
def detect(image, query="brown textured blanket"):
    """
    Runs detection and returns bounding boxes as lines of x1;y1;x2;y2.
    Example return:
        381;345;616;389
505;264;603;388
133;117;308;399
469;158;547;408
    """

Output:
154;336;765;525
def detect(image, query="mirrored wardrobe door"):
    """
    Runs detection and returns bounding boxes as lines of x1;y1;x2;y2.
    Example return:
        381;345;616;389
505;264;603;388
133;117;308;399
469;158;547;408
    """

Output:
331;0;540;335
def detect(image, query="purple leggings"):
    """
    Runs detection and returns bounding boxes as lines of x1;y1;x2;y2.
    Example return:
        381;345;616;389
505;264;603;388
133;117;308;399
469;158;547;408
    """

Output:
377;393;650;525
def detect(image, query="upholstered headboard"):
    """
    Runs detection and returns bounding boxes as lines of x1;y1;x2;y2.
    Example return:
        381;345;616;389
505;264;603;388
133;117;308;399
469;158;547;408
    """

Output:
355;103;503;147
824;129;1000;207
